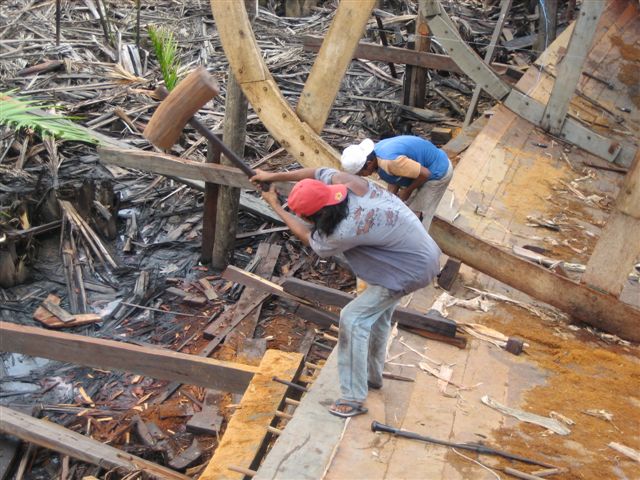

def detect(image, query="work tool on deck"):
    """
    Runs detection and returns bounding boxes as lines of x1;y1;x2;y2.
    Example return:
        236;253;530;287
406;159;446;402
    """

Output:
371;421;556;468
143;66;268;189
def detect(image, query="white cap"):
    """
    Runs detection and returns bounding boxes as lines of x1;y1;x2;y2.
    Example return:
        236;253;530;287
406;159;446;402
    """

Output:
340;138;375;174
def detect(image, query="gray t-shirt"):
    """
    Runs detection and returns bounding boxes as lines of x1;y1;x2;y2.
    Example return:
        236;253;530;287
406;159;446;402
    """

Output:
309;168;441;294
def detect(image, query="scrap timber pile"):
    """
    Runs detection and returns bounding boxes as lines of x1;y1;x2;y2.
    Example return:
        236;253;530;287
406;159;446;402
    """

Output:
0;0;620;479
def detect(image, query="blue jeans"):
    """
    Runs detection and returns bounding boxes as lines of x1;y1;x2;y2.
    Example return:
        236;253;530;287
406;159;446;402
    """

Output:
338;284;403;402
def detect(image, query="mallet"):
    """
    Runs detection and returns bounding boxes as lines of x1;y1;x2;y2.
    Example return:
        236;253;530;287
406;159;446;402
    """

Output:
143;66;267;188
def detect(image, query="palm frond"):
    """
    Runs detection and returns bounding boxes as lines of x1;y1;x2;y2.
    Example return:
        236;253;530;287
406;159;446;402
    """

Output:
0;93;98;144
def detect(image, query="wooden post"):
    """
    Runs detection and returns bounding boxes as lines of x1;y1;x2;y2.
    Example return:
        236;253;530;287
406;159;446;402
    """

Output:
201;137;221;263
464;0;512;126
404;6;431;108
534;0;558;55
540;0;604;135
212;0;257;270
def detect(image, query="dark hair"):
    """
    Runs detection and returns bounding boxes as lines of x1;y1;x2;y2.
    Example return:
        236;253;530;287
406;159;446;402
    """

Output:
366;150;377;164
308;196;349;237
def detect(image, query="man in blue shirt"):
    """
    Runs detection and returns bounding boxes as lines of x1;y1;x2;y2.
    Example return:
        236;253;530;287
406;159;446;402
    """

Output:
341;135;453;230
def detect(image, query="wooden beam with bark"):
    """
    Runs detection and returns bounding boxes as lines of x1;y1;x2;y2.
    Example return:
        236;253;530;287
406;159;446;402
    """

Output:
0;406;189;480
429;217;640;342
0;322;257;394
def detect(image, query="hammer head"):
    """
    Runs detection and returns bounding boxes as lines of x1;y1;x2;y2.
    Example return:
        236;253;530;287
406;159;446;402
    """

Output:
143;66;219;150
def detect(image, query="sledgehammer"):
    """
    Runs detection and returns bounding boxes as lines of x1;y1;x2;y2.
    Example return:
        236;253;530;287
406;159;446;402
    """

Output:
371;421;555;468
143;66;267;188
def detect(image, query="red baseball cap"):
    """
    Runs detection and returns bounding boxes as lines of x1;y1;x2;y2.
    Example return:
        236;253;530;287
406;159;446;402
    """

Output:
288;179;347;217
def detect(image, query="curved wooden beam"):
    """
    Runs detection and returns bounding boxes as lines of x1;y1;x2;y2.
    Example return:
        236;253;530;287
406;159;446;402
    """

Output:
210;0;340;169
296;0;376;132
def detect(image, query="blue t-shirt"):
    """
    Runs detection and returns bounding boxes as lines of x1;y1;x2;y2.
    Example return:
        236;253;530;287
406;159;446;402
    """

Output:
374;135;450;187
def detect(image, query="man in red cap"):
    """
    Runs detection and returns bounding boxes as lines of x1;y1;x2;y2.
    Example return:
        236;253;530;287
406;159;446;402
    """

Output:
252;167;441;417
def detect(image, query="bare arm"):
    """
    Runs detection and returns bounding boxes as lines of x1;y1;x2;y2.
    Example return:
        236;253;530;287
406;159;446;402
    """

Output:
251;167;317;184
398;166;430;202
260;186;311;246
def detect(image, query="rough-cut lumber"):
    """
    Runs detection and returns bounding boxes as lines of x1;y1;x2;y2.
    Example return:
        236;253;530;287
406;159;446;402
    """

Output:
98;147;293;194
209;0;340;169
199;350;303;480
0;322;257;394
296;0;376;132
0;406;189;480
429;217;640;342
33;294;102;329
540;0;605;135
222;267;457;337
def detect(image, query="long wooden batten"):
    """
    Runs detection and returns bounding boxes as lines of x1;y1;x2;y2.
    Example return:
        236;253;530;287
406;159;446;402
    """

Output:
0;322;257;394
430;217;640;342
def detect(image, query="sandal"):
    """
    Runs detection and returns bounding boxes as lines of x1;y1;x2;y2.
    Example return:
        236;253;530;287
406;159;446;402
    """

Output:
367;380;382;390
329;399;368;418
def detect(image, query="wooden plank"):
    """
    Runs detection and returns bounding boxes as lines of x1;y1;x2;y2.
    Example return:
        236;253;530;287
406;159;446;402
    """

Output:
0;406;189;480
429;217;640;342
33;294;102;329
296;0;376;132
302;35;464;74
221;268;457;337
0;322;257;394
541;1;605;135
199;350;303;480
98;147;293;194
254;350;343;480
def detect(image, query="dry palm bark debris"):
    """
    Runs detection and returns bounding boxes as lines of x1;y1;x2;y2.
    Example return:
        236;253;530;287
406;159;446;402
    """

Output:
0;0;586;478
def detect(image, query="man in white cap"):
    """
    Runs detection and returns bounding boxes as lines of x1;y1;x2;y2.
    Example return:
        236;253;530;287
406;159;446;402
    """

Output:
340;135;453;230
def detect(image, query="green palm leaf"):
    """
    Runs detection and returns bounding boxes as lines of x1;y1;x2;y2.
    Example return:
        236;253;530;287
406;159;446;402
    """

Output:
0;93;98;144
